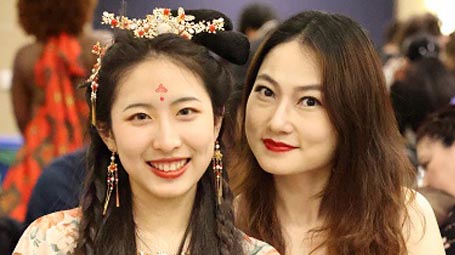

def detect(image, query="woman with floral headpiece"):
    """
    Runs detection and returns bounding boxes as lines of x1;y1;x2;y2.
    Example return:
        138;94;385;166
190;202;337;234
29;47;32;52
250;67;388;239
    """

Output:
13;8;279;255
1;0;108;222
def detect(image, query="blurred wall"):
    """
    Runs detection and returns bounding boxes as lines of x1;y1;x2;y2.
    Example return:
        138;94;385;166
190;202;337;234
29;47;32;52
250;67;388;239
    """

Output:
0;0;32;136
396;0;426;20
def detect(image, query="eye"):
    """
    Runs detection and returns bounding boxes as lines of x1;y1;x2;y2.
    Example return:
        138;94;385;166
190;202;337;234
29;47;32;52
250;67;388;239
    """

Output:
298;96;320;107
177;108;197;116
130;113;151;121
254;85;274;98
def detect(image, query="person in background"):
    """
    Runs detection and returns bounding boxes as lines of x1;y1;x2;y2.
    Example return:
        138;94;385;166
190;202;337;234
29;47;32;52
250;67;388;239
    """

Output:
395;13;442;50
230;3;279;89
0;0;105;221
383;13;443;89
380;19;402;64
390;33;455;133
238;3;279;43
25;149;86;226
416;104;455;254
389;34;455;170
444;31;455;74
13;8;279;255
0;149;86;254
0;216;23;255
230;10;445;255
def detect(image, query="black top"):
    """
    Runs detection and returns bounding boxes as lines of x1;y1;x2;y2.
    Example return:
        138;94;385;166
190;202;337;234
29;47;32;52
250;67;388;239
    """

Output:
25;149;85;226
442;206;455;255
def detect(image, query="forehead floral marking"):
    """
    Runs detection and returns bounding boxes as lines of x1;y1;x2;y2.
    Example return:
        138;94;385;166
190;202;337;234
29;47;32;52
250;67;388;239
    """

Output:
155;83;168;102
87;7;225;126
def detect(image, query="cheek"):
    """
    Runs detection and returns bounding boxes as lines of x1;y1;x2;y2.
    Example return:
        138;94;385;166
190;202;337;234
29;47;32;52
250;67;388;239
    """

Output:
184;129;215;171
245;115;258;145
298;116;336;143
424;161;443;183
113;122;151;149
245;100;263;133
179;118;216;152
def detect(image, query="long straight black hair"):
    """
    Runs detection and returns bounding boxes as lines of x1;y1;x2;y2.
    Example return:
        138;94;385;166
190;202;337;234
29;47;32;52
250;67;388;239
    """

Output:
75;33;244;255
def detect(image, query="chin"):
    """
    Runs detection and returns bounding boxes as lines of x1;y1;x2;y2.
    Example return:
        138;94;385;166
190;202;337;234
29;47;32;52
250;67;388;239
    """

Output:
151;184;196;199
256;159;285;175
257;159;306;176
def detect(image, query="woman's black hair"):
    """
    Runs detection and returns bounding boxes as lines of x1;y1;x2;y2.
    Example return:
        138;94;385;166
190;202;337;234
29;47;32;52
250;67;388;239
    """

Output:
76;9;249;255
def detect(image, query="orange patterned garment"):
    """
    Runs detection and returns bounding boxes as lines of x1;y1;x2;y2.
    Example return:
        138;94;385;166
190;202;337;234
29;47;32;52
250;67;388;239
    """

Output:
0;33;88;222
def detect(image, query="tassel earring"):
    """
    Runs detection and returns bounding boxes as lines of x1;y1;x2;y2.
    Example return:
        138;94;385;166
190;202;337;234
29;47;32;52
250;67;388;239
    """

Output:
212;141;223;205
103;151;120;215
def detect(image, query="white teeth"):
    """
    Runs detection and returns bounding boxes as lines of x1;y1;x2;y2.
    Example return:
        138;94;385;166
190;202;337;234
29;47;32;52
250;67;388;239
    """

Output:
151;160;187;171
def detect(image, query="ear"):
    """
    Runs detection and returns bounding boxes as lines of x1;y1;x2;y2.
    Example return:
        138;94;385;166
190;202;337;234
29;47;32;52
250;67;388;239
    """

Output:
96;123;117;152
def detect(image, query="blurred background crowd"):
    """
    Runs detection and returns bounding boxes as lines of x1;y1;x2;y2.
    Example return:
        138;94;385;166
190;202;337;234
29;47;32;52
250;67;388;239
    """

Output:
0;0;455;254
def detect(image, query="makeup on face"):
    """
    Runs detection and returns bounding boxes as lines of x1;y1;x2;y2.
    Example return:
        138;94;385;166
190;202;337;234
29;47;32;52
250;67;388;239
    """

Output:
262;138;298;152
147;157;190;179
245;40;337;176
109;58;217;199
155;83;168;102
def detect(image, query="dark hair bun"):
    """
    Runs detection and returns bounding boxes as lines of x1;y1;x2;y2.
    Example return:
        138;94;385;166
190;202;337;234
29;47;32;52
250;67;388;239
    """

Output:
178;9;250;65
403;33;439;61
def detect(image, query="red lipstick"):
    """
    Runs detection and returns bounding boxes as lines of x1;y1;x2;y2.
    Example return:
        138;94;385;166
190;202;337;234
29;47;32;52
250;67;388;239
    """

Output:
262;139;298;152
148;158;189;179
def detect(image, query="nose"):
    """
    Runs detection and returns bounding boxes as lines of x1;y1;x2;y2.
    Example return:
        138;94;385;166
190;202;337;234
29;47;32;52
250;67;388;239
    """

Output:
152;117;182;152
268;101;293;134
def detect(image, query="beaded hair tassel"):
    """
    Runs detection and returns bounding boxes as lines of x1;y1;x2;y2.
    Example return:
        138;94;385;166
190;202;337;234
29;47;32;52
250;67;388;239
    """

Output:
212;141;223;205
87;42;106;126
103;151;119;215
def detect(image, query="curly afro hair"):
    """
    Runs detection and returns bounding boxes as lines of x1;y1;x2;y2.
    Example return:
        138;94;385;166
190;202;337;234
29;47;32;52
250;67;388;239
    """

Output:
17;0;92;41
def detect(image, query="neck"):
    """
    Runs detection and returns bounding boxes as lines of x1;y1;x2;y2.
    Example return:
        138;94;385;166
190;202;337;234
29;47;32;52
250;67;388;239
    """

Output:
274;168;331;229
132;185;196;254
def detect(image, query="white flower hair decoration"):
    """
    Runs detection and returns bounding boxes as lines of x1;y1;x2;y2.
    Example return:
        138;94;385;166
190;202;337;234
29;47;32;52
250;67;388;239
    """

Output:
101;7;225;40
87;7;225;125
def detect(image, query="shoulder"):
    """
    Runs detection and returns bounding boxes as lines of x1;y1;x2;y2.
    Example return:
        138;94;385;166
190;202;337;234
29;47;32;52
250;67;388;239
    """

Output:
13;43;42;65
12;43;42;79
13;208;81;255
26;150;85;224
242;232;280;255
403;190;446;255
32;149;86;198
14;43;41;56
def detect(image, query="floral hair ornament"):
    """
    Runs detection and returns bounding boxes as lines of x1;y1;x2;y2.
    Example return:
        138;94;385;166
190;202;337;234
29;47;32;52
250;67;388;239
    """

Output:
101;7;225;39
87;42;107;125
87;7;225;126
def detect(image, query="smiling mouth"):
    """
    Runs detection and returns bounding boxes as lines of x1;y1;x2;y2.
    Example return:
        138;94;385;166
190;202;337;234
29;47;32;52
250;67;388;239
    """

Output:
147;159;190;179
148;159;189;172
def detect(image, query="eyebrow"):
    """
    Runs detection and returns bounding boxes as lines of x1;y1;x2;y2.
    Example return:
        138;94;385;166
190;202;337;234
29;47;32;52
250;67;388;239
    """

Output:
256;73;321;91
122;96;201;112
